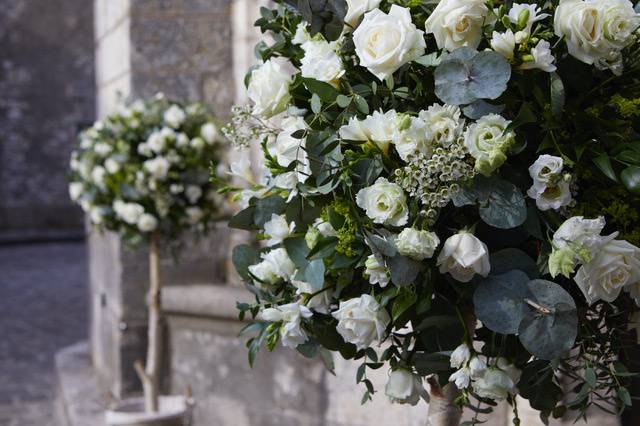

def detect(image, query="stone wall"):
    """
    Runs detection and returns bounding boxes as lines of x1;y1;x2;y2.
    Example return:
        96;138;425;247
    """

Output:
0;0;95;239
91;0;234;398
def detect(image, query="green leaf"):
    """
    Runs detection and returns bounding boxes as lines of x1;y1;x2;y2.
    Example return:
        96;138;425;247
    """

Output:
584;367;596;388
319;348;336;375
354;94;369;114
414;52;442;67
284;237;311;269
519;360;562;411
518;279;578;360
387;254;423;287
297;341;319;358
302;77;339;102
228;206;256;230
413;352;452;376
490;248;538;279
305;259;326;290
336;94;351;108
232;245;260;281
593;154;618;182
462;100;505;119
621;166;640;194
473;270;532;335
391;288;417;322
253;195;287;227
550;72;565;118
508;102;537;131
618;387;632;406
356;363;366;383
307;237;338;260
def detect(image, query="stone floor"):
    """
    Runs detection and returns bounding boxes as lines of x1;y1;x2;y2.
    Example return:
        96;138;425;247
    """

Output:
0;241;88;426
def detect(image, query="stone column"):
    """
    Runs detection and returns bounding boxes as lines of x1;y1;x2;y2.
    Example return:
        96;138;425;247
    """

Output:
92;0;234;398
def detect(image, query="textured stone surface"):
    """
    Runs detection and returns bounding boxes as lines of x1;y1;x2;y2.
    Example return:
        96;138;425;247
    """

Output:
0;1;95;238
0;241;88;426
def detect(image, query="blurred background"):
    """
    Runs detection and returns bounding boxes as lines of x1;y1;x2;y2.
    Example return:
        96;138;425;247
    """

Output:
0;1;632;426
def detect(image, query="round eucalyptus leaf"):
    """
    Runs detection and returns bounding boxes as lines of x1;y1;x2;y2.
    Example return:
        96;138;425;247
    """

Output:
490;248;538;279
468;51;511;100
434;59;477;105
478;180;527;229
518;279;578;360
473;270;532;335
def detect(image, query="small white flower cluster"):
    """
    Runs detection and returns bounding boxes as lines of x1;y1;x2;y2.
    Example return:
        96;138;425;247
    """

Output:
449;344;521;401
549;216;640;305
68;95;226;241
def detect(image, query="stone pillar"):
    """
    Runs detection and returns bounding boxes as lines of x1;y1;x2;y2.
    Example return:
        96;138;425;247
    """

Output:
92;0;234;398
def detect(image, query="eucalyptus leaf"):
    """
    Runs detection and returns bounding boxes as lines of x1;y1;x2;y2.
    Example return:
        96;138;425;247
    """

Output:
462;100;505;119
305;259;326;290
518;279;578;360
621;166;640;194
387;254;423;287
392;288;417;322
253;195;287;227
473;270;532;335
490;248;538;278
232;245;260;281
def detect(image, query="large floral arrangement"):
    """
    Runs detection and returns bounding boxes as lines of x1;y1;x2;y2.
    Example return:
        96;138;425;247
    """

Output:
226;0;640;422
69;94;226;244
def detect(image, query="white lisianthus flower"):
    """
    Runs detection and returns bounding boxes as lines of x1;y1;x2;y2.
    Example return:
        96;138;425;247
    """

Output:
549;216;608;278
364;254;390;287
469;356;488;378
341;110;398;154
300;40;345;87
263;247;297;281
163;105;186;129
185;185;202;204
68;182;84;201
267;116;310;186
353;6;426;81
528;155;564;193
527;178;573;211
91;166;107;188
472;360;520;400
437;231;490;282
292;22;312;45
491;30;516;60
138;143;153;157
200;123;219;144
305;218;337;249
519;40;557;72
385;368;426;406
344;0;382;29
137;213;158;232
113;200;144;225
420;103;465;148
508;3;550;35
261;302;313;348
339;116;370;141
247;59;293;118
450;367;472;389
290;279;332;313
94;142;112;156
575;238;640;304
105;158;120;174
144;157;170;180
392;114;429;162
554;0;640;73
263;214;296;246
185;206;204;225
424;0;489;52
356;177;409;227
248;260;279;288
332;294;390;350
176;133;189;148
450;343;471;368
464;114;515;176
396;228;440;261
90;206;106;225
190;137;205;151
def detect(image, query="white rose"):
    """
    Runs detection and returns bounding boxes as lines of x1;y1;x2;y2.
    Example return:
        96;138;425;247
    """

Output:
137;213;158;232
332;294;390;350
356;177;409;227
105;158;120;174
261;302;313;348
190;137;205;151
553;216;606;251
68;182;84;201
266;116;311;184
575;238;640;304
176;133;189;148
91;166;106;188
396;228;440;261
163;105;186;129
263;214;296;246
138;143;153;157
450;343;471;368
554;0;640;72
385;368;425;406
144;157;170;180
508;3;550;35
364;254;390;287
344;0;382;29
519;40;557;73
113;201;144;225
200;123;219;144
464;114;515;176
247;59;292;118
94;142;112;156
419;103;465;148
424;0;489;52
300;40;345;87
491;30;516;60
437;231;490;282
353;6;426;81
